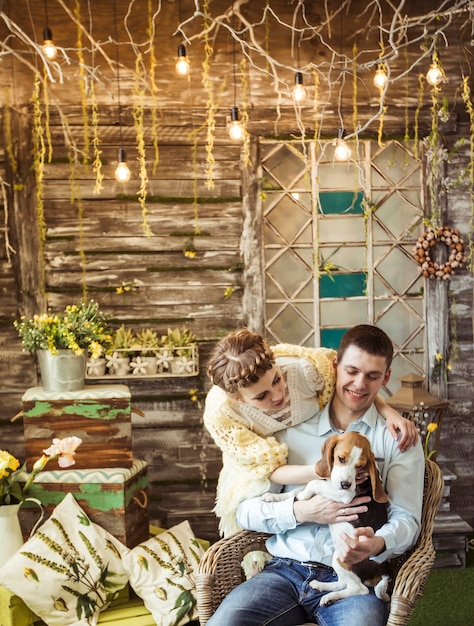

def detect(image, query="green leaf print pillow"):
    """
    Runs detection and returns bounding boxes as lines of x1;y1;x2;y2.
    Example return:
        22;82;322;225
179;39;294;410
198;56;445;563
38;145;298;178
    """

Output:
0;492;128;625
122;520;205;626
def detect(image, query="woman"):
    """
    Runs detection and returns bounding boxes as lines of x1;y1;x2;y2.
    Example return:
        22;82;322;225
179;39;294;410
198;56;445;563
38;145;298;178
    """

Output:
204;328;418;541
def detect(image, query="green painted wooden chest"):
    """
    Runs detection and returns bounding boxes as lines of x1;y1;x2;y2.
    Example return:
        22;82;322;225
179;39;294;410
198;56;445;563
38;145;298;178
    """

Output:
22;384;133;471
19;459;149;548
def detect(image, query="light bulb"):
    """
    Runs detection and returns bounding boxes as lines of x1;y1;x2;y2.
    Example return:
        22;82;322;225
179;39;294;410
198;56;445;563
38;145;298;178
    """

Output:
115;148;131;183
42;27;57;59
292;72;307;103
334;139;351;161
175;44;190;76
426;62;443;87
333;130;351;161
228;106;244;141
374;64;388;89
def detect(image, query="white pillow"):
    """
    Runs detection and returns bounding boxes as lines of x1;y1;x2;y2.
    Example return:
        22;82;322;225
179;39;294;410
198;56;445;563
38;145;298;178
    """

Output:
122;520;205;626
0;492;128;626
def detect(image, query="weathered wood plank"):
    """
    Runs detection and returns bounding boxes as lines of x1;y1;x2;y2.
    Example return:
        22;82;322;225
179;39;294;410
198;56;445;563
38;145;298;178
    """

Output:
42;251;241;272
43;160;241;180
41;179;241;199
44;200;242;220
45;267;240;287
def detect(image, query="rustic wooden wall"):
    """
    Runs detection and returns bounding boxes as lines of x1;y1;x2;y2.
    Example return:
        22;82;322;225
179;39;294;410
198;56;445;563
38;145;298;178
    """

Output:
440;128;474;530
2;104;474;542
1;105;248;542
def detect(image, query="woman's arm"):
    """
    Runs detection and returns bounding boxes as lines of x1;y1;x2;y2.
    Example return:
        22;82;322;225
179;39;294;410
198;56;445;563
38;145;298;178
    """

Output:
269;464;316;485
375;396;418;452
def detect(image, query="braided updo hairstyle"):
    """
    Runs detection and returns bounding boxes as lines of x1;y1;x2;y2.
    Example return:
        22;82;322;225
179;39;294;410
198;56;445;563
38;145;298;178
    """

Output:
207;328;275;396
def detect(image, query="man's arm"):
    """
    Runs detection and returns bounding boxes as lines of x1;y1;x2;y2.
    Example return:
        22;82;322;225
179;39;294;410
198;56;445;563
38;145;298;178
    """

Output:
237;491;372;532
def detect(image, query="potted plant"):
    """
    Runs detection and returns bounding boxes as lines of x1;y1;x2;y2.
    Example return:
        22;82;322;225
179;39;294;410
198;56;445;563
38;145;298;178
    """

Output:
161;326;198;375
14;300;111;391
130;329;160;375
106;325;135;376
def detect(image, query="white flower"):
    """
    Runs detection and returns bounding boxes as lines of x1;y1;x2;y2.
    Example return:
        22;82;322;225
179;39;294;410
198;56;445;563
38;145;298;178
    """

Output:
156;349;172;370
130;356;148;375
172;356;195;374
87;358;105;376
105;351;122;370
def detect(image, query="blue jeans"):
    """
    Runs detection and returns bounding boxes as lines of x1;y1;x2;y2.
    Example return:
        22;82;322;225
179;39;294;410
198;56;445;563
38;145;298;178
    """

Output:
206;558;389;626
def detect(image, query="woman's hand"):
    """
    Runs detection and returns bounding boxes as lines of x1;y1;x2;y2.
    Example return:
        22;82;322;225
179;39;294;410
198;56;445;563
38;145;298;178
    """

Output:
386;414;419;452
376;396;419;452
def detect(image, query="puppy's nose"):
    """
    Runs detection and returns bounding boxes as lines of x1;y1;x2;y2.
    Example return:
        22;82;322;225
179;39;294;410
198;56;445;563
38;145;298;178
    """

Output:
340;481;352;491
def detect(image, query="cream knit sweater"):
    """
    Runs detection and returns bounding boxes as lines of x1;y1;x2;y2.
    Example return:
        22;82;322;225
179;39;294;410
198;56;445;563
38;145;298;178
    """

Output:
203;344;336;538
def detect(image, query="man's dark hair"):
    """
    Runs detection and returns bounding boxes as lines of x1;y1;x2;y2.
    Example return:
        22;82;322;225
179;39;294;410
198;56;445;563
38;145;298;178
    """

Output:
337;324;393;369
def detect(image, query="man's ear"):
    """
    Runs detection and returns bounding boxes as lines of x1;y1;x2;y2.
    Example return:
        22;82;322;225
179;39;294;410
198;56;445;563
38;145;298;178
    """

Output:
382;367;391;387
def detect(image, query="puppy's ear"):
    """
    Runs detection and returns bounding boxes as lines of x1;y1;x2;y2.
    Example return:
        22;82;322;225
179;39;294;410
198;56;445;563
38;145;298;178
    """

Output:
367;451;388;503
315;435;339;478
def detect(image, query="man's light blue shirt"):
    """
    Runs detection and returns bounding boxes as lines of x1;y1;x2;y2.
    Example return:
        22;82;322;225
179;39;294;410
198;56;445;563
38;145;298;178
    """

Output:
236;402;425;566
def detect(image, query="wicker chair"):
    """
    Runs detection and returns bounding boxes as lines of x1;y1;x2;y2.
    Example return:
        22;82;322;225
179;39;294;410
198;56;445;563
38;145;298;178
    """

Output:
196;458;444;626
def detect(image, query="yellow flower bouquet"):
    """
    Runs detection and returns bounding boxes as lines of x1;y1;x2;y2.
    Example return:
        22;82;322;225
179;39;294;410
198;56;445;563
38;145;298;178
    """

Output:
14;300;111;359
0;437;82;505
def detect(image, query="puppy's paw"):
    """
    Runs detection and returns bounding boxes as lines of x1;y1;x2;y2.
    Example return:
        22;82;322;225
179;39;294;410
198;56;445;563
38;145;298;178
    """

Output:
261;492;287;502
374;574;391;602
320;594;336;607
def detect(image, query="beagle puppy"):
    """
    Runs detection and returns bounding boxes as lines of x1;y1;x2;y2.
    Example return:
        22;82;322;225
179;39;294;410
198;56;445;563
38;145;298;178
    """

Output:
263;431;390;606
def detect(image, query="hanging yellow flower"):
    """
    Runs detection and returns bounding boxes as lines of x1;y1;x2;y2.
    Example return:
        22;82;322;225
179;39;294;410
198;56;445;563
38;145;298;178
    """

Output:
424;422;438;460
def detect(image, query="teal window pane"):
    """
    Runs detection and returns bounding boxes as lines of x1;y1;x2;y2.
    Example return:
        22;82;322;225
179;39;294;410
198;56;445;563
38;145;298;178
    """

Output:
321;328;349;349
319;191;365;214
320;272;366;298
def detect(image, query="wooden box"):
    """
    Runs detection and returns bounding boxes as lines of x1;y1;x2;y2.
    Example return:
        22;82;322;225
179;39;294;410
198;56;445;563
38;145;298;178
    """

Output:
19;459;149;548
22;384;132;470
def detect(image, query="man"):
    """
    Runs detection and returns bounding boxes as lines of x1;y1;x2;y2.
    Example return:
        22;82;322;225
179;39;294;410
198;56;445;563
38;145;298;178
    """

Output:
207;324;425;626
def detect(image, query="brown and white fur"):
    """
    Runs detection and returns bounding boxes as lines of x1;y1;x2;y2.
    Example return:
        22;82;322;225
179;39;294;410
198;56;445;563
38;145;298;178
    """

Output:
262;431;390;606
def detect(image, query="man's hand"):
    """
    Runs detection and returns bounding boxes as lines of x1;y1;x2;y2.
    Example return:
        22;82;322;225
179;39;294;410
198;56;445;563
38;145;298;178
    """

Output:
293;494;371;524
338;526;386;565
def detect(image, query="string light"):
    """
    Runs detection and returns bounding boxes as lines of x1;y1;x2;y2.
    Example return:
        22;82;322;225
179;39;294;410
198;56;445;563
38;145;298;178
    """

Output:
292;71;307;103
334;128;351;161
42;0;57;59
426;59;444;87
113;0;131;183
115;148;131;182
333;14;350;161
374;63;388;89
228;106;244;141
228;2;244;142
175;44;190;76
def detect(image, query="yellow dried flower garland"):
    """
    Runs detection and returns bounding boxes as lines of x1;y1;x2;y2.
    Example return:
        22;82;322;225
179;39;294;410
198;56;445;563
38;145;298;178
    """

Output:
413;225;467;280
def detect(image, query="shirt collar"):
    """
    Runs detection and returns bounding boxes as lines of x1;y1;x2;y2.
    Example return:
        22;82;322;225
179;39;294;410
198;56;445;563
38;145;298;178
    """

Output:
319;401;379;434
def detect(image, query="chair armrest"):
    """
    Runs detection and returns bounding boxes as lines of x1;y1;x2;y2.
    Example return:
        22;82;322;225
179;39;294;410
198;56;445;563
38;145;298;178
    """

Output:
196;530;270;625
387;459;444;626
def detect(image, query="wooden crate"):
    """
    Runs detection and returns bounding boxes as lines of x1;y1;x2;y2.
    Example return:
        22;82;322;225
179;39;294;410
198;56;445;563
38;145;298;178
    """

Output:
22;384;132;470
433;511;473;569
19;459;149;548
